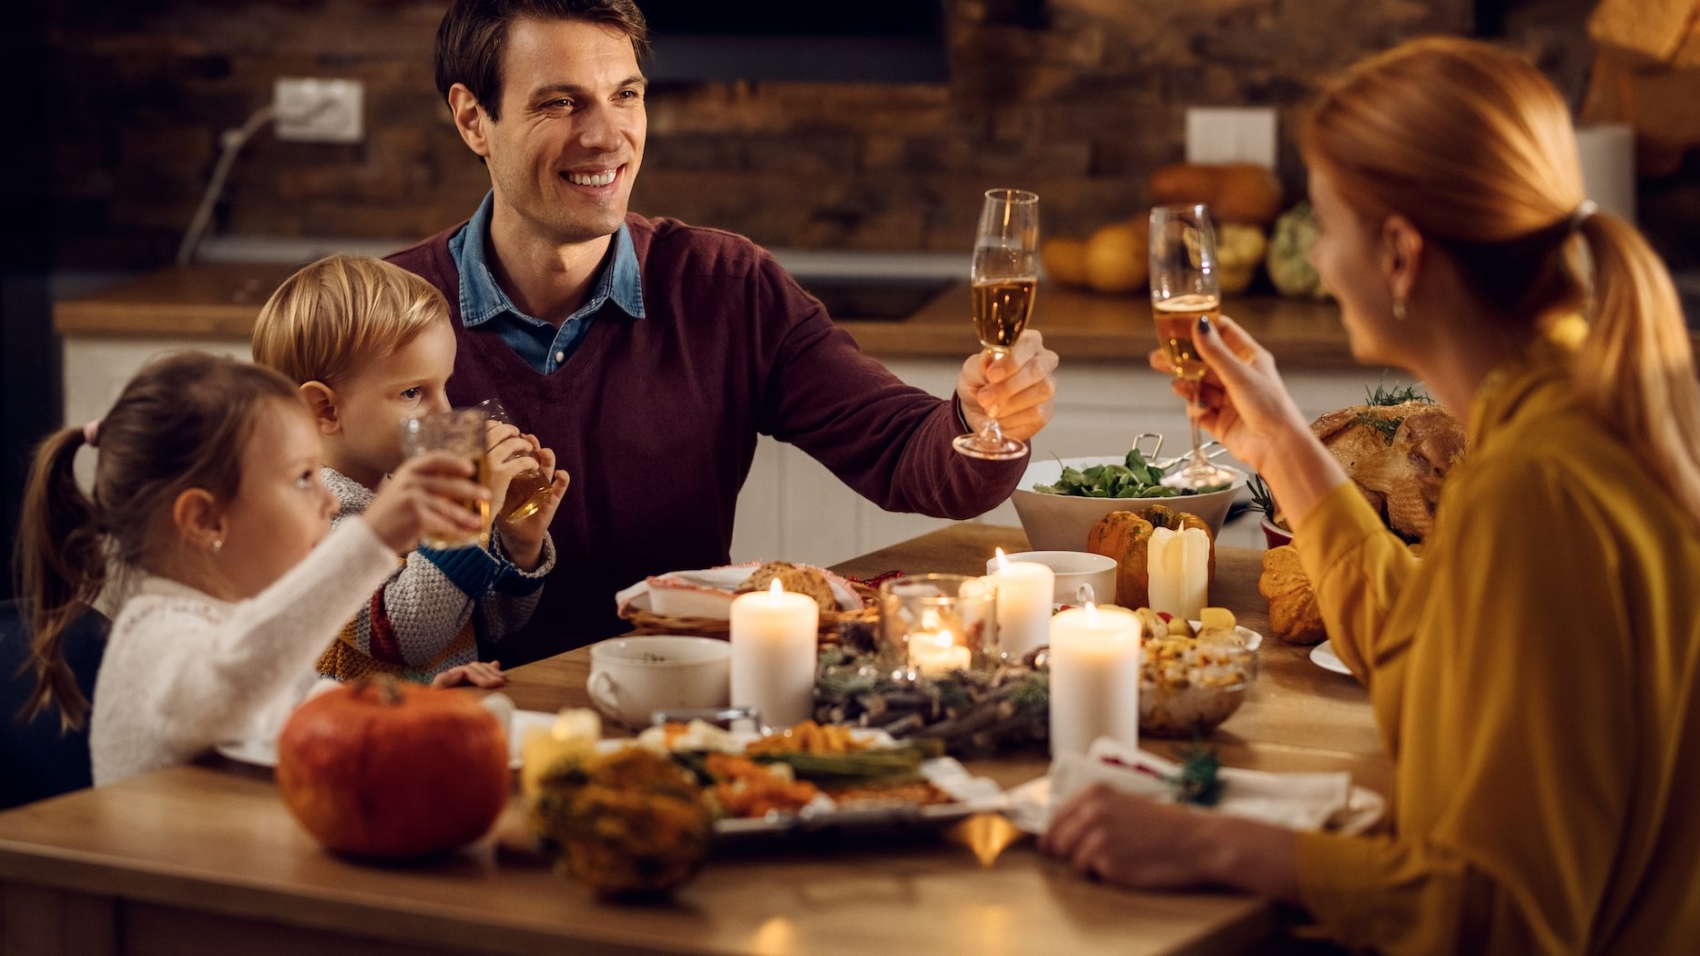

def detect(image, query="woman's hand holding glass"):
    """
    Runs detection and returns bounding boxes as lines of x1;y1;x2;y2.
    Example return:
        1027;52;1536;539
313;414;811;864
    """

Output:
1150;313;1348;530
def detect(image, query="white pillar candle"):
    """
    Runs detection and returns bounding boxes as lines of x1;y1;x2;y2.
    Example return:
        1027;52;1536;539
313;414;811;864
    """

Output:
1048;604;1142;756
989;550;1055;660
909;628;971;677
1147;526;1210;621
729;581;819;730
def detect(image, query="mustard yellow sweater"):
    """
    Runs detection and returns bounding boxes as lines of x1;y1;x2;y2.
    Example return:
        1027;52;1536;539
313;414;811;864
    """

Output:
1293;327;1700;953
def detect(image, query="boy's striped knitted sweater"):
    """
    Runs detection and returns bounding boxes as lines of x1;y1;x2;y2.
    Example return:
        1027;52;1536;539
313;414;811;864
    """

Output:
315;468;553;682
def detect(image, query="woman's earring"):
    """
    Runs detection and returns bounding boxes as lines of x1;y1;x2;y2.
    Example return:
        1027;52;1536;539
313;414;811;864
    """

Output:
211;539;224;553
1392;298;1409;322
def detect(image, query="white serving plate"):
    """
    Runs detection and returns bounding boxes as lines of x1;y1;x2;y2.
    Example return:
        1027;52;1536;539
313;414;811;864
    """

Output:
1310;639;1354;677
217;707;554;772
1002;774;1384;837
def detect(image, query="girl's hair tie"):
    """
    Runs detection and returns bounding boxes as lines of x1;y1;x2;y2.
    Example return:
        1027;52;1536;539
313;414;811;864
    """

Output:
82;419;101;448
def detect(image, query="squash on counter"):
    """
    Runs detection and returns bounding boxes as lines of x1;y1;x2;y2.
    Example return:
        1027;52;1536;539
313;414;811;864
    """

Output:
1148;163;1284;226
1216;223;1268;295
1086;505;1217;608
1267;202;1332;300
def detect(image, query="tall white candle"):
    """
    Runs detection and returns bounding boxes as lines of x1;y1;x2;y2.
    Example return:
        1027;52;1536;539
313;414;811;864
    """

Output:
1048;604;1142;756
989;549;1054;661
729;581;819;730
1147;526;1210;621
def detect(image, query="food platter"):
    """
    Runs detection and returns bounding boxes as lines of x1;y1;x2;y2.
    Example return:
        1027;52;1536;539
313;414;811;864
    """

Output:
573;722;1009;839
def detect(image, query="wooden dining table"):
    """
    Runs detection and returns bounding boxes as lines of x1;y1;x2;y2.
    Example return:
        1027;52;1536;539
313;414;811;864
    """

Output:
0;524;1388;956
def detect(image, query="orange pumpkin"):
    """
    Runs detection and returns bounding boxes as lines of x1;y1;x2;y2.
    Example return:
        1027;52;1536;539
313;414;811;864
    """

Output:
277;679;509;859
1086;506;1217;608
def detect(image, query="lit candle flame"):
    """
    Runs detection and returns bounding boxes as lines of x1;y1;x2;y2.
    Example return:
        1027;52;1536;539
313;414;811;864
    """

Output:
769;579;784;597
1083;600;1099;626
994;547;1010;571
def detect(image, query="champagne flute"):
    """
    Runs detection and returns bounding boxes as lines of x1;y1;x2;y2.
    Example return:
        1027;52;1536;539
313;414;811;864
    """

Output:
954;187;1040;461
1149;203;1242;490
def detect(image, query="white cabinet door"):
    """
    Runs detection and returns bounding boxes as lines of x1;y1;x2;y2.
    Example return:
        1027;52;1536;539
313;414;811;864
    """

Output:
731;357;1391;566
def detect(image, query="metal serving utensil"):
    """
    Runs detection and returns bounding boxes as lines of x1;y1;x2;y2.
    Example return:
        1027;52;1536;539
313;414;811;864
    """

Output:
1131;432;1231;472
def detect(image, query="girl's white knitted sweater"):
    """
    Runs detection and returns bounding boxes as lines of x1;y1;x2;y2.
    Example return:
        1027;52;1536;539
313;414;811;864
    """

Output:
90;518;395;786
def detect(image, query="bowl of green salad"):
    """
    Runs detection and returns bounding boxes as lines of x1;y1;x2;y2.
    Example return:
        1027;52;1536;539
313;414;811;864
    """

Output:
1010;450;1242;552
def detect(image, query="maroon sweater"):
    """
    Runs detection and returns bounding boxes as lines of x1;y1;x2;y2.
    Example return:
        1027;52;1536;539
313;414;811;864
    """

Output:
390;214;1026;664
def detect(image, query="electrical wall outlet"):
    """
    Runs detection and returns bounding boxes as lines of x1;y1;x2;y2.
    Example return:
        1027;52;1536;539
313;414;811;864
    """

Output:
274;77;364;144
1185;107;1277;169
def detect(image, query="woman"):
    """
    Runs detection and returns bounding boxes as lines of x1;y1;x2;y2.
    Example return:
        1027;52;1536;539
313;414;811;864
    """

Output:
1040;37;1700;953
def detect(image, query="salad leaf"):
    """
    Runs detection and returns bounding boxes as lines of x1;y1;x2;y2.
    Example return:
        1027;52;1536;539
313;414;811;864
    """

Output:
1029;449;1195;499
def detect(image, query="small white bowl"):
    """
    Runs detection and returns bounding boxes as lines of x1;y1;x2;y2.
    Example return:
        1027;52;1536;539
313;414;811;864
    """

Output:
586;635;732;729
987;550;1118;607
1010;457;1242;552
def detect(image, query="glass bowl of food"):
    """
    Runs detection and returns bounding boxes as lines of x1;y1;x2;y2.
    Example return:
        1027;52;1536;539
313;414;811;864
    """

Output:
1139;637;1256;738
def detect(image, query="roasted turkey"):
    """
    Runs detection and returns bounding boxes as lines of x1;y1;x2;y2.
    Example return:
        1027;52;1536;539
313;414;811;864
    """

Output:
1309;400;1465;544
1260;399;1465;644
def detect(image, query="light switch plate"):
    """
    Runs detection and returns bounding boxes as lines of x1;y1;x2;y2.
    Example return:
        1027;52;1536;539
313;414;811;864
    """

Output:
274;77;364;144
1185;107;1277;168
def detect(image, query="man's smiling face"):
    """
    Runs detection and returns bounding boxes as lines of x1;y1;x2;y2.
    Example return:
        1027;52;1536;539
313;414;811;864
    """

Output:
477;17;647;246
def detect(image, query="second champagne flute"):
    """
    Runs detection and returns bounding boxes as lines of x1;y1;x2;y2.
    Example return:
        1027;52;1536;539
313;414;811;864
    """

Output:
953;187;1040;461
1149;202;1242;491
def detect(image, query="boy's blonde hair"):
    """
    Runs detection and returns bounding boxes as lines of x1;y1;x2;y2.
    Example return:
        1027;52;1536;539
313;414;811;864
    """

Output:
253;255;450;386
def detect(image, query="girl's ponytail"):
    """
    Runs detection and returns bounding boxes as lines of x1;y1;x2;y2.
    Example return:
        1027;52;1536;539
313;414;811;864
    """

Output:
14;426;107;730
1572;213;1700;532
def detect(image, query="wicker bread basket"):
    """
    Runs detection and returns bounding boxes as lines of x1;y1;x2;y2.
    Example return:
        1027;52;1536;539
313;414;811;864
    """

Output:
618;580;881;643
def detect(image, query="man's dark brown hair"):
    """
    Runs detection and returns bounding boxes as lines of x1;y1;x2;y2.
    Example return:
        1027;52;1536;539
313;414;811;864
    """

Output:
434;0;651;121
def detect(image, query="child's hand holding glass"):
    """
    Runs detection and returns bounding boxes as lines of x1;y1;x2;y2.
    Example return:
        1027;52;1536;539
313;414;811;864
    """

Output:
362;451;491;555
476;399;569;572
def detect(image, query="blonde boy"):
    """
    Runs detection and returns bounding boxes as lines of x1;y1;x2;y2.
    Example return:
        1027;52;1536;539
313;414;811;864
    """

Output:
253;255;568;683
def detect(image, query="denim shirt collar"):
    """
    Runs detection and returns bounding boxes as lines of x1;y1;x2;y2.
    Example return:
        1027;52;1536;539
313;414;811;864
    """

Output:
450;190;645;329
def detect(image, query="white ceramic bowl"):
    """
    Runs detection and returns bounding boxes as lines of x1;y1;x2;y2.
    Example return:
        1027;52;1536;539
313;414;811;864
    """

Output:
1009;456;1242;552
586;635;732;729
986;550;1118;607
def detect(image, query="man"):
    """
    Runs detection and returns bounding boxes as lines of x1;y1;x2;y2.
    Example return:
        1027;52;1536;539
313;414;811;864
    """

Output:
391;0;1060;664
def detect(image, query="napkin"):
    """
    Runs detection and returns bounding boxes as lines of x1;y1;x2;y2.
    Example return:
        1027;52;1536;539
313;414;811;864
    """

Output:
1013;737;1353;833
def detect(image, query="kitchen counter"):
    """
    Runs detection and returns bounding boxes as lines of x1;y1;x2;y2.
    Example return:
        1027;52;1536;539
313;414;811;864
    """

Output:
53;265;1362;366
58;266;1700;372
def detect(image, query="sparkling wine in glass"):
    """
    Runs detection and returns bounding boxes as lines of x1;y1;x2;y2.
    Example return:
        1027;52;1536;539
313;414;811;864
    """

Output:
1149;203;1242;490
954;188;1039;461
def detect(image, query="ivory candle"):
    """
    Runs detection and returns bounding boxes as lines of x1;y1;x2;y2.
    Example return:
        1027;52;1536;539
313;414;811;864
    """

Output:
909;628;970;677
1048;604;1142;756
730;581;819;730
989;549;1054;660
1147;526;1210;621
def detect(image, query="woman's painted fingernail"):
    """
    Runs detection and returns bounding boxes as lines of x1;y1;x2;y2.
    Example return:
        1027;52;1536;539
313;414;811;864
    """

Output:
1198;315;1213;336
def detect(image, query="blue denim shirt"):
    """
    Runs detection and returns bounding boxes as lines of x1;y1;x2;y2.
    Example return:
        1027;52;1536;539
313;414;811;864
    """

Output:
448;191;645;374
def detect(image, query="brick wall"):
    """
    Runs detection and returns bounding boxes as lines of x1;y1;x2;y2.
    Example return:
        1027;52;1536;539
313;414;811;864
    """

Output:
50;0;1622;269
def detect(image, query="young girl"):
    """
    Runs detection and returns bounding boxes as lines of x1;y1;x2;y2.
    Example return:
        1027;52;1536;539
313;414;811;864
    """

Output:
16;352;489;786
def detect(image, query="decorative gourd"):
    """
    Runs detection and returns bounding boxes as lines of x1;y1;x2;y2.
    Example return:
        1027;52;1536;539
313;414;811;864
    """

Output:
1216;223;1269;295
1258;545;1327;645
1083;221;1149;294
1086;507;1216;608
276;678;509;859
1148;163;1284;226
1266;202;1332;300
530;747;712;898
1040;237;1089;286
